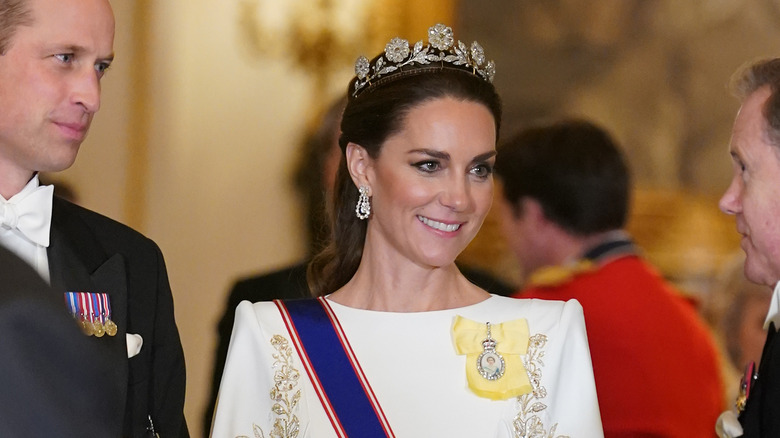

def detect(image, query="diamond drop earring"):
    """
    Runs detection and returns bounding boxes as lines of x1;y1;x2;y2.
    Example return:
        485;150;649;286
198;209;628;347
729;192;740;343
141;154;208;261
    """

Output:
355;186;371;220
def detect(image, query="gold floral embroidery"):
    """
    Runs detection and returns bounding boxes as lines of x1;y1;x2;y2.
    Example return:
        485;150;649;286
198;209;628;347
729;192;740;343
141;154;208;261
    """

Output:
237;335;301;438
513;334;570;438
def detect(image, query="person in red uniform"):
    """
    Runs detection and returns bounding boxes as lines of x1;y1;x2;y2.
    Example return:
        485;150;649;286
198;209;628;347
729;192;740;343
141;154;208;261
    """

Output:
495;119;724;437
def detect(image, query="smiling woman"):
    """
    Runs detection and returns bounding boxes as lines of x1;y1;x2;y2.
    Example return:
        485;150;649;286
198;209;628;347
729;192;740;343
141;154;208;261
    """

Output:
342;97;497;299
212;24;604;437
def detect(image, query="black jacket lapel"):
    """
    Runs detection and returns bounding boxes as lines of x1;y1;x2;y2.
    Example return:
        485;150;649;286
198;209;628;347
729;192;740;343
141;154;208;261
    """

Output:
47;197;129;432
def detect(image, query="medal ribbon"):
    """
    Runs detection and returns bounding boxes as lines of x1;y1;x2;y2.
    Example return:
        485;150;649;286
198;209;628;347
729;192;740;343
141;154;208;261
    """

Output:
452;316;532;400
276;298;395;438
64;292;80;317
90;293;100;322
63;292;115;336
80;293;92;322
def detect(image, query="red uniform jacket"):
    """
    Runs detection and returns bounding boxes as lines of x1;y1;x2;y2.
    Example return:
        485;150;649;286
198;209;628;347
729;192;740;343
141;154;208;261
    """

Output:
516;241;723;437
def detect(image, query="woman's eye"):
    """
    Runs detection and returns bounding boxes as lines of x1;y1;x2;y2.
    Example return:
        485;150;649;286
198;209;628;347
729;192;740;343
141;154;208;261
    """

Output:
471;163;493;178
415;161;440;172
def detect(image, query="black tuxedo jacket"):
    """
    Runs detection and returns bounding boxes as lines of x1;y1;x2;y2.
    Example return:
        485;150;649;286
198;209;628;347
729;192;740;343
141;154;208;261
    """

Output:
740;322;780;436
48;196;188;437
0;245;119;437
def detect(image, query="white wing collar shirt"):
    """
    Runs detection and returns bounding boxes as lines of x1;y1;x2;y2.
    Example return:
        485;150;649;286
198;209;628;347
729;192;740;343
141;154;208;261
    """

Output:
0;174;54;283
764;281;780;332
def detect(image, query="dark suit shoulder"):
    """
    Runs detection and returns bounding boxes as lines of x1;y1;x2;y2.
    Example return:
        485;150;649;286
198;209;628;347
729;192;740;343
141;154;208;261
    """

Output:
741;326;780;436
50;197;187;437
52;197;157;249
229;262;311;304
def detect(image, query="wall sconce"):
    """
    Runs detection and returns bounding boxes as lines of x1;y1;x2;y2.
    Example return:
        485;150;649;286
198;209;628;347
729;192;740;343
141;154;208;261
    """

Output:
238;0;376;101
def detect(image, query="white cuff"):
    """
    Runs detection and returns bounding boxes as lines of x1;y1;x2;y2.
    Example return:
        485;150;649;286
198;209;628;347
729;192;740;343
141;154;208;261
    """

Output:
716;410;743;438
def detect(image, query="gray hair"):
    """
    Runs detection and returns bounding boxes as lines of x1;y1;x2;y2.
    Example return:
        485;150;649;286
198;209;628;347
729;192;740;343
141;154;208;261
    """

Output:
730;58;780;147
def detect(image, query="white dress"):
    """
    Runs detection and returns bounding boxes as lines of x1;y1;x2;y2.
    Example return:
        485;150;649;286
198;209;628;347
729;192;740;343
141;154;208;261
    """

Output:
211;295;603;437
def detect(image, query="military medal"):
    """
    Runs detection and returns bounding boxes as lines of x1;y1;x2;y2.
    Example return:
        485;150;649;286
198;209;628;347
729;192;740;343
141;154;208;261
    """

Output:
736;361;757;413
64;292;117;337
477;322;505;381
104;316;118;336
79;313;95;336
87;293;114;337
94;293;116;337
92;313;106;337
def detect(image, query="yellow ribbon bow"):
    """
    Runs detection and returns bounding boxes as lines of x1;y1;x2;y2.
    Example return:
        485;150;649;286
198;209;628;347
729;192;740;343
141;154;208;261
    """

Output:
451;316;532;400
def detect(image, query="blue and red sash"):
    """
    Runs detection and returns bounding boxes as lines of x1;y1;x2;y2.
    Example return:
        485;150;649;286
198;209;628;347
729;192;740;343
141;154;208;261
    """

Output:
275;297;395;438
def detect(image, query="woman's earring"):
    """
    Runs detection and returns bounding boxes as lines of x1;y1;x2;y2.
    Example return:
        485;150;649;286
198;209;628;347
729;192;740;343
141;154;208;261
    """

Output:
356;186;371;220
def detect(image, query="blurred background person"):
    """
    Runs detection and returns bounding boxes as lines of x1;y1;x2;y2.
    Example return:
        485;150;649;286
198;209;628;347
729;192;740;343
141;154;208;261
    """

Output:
201;96;344;434
495;119;723;437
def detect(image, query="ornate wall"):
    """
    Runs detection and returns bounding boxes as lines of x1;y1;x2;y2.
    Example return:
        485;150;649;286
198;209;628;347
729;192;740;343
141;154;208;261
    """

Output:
457;0;780;295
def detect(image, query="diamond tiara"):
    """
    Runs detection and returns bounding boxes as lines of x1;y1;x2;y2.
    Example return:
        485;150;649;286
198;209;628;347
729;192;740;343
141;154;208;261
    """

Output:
351;23;496;98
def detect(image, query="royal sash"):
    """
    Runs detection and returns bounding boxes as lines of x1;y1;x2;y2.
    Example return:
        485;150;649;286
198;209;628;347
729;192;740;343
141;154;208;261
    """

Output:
275;297;395;437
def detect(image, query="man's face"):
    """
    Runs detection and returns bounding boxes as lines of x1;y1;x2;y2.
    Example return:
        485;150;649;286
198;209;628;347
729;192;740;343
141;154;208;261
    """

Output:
720;86;780;286
0;0;114;190
497;190;547;276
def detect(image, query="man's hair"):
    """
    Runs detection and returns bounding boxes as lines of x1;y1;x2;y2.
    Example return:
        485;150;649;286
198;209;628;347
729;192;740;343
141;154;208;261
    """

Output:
496;119;630;236
0;0;33;54
730;58;780;147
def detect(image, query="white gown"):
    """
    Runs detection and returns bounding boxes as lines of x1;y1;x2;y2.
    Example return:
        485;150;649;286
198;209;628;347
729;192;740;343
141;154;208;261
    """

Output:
211;295;603;437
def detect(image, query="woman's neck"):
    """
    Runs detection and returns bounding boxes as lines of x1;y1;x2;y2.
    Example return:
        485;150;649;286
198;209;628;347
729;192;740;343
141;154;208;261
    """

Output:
328;255;490;312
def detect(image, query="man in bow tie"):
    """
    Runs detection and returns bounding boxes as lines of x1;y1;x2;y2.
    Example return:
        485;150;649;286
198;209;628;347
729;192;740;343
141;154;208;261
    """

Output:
0;0;188;436
717;57;780;437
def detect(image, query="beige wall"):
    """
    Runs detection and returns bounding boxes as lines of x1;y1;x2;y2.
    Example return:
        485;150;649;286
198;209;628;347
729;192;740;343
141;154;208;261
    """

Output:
144;3;314;435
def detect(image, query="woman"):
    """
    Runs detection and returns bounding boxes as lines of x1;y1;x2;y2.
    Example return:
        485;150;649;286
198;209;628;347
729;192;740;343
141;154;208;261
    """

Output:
212;24;602;437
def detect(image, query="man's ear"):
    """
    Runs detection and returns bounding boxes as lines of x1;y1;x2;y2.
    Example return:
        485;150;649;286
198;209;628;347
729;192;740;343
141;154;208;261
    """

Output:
346;142;372;192
521;197;548;226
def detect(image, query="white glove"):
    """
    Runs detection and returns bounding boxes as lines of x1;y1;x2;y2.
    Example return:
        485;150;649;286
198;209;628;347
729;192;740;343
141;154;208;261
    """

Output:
715;410;743;438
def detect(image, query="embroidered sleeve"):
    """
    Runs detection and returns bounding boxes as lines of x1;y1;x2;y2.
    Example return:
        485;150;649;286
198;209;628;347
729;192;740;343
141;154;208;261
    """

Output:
511;299;603;437
212;302;306;438
513;334;570;438
238;335;302;438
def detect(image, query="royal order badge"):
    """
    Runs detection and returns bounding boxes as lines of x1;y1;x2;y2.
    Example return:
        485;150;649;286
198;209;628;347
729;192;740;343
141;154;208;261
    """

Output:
477;322;505;380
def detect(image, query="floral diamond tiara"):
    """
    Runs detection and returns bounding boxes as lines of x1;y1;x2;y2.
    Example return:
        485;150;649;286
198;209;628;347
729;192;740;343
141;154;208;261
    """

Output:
351;23;496;98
